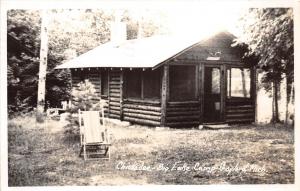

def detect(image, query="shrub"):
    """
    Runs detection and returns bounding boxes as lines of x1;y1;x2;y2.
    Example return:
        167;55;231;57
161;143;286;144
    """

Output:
63;79;107;139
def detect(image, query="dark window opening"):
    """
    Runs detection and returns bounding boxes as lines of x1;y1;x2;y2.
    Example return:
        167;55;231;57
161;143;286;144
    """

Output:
169;65;196;101
126;70;142;98
227;68;251;98
143;69;161;99
101;70;109;97
125;69;161;100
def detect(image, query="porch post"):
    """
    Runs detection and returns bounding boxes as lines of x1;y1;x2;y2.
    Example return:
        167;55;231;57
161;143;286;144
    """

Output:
120;70;124;120
107;71;110;117
161;65;169;126
221;65;226;122
199;63;203;124
99;69;102;97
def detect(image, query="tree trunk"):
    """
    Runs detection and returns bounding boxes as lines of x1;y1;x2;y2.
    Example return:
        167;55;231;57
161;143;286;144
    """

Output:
272;80;280;123
241;69;247;97
36;10;49;122
285;75;289;125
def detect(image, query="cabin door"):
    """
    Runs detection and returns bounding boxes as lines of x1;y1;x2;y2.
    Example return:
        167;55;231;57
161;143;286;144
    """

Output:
203;66;222;123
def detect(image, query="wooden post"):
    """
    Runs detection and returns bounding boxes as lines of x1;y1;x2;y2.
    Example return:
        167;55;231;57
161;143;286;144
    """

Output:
222;65;227;122
107;71;110;117
99;69;102;97
228;67;231;98
195;65;199;99
198;63;203;124
161;65;169;126
120;70;124;120
220;65;226;122
141;70;144;99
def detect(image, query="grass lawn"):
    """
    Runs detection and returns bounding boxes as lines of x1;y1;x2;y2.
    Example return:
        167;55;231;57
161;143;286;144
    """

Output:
8;116;294;186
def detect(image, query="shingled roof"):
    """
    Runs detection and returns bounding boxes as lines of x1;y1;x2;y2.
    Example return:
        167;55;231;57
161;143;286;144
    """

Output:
55;31;234;69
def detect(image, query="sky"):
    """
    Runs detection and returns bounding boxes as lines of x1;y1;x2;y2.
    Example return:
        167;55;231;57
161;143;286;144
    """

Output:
3;0;297;39
118;3;248;39
160;5;247;38
2;0;253;38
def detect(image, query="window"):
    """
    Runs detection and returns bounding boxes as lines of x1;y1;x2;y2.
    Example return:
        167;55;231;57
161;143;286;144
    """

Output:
125;69;161;99
126;70;142;98
169;65;196;101
211;68;220;94
227;68;251;98
143;69;161;99
101;70;109;96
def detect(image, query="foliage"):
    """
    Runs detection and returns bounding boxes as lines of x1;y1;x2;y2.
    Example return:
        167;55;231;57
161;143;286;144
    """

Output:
64;79;108;136
237;8;293;87
236;8;294;122
71;79;101;111
7;10;70;114
7;9;166;116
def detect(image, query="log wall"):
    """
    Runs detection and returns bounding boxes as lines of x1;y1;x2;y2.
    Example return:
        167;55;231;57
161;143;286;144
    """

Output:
123;99;161;126
225;99;255;123
71;68;255;126
108;70;122;119
71;69;108;116
165;101;201;127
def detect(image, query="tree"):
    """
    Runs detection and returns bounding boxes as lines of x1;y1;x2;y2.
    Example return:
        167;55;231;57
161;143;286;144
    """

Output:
7;9;168;117
7;10;41;115
236;8;294;123
7;9;111;115
36;10;49;120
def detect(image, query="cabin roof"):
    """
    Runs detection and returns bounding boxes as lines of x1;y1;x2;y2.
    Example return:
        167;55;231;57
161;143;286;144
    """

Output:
55;31;236;69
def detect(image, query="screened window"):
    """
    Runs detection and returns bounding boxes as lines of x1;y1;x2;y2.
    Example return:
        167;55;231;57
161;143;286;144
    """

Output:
169;65;196;101
211;68;220;94
143;69;161;99
125;69;161;99
101;70;109;96
126;70;142;98
227;68;251;98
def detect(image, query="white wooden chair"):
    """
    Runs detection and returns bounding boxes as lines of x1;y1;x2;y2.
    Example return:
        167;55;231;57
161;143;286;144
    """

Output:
78;108;110;160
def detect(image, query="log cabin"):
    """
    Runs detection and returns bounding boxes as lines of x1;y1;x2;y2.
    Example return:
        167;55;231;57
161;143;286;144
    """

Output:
56;31;257;127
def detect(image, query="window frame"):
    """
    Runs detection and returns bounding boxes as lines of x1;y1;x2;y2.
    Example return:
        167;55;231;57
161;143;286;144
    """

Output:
124;68;161;101
226;66;252;100
169;64;198;101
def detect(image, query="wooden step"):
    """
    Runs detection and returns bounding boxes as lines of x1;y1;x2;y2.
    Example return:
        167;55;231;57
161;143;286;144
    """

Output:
203;124;230;129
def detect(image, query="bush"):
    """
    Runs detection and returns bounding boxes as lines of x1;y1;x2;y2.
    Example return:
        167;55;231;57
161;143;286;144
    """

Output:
63;79;107;137
71;79;99;111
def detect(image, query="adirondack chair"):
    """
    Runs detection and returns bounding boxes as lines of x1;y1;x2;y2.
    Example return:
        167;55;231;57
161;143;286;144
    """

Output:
78;108;110;160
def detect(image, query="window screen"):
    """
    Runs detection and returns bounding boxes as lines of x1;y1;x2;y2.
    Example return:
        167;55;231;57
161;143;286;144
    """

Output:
169;65;196;101
143;69;161;99
227;68;251;98
126;70;142;98
211;68;220;94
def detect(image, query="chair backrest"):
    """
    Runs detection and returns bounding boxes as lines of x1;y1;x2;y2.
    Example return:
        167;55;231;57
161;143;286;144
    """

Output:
79;110;105;144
